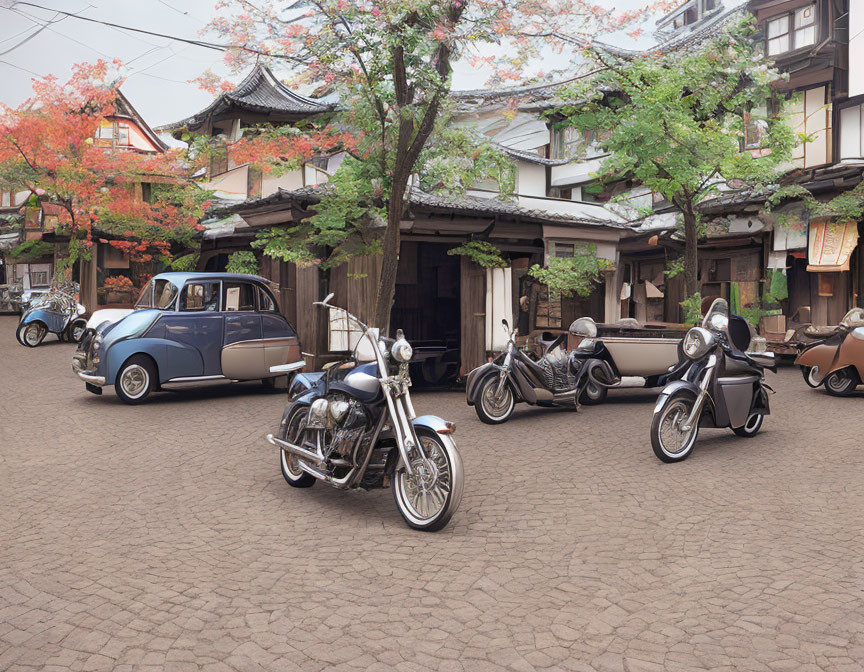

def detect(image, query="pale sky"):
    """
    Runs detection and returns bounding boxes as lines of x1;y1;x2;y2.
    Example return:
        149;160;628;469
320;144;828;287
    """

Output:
0;0;746;129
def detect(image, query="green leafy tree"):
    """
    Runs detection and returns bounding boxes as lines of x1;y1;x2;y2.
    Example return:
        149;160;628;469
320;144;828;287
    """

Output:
207;0;673;330
528;245;611;297
225;250;261;275
556;15;797;301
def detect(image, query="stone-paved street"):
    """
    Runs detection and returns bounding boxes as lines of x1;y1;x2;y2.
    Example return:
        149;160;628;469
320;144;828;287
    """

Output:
1;315;863;672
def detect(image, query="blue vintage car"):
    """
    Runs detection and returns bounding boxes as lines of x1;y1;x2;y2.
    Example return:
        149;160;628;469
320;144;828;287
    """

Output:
73;272;302;404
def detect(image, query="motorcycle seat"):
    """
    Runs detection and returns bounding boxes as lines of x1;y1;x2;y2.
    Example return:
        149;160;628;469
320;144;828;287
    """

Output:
803;325;840;338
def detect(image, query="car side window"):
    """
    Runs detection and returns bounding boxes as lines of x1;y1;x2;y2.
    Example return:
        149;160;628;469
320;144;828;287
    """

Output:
257;286;278;313
262;314;296;339
222;282;256;312
181;282;220;312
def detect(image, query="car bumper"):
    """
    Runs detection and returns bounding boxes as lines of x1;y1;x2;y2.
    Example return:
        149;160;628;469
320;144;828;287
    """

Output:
72;359;105;386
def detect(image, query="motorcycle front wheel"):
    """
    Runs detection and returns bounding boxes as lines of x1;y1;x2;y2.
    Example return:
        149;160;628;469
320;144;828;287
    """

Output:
474;374;514;424
392;429;463;532
279;406;316;488
651;392;699;463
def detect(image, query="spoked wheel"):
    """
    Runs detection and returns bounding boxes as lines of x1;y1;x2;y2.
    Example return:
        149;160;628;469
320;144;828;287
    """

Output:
800;366;821;388
824;368;859;397
392;429;464;532
18;322;46;348
279;407;316;488
474;374;515;424
651;392;699;463
732;412;764;437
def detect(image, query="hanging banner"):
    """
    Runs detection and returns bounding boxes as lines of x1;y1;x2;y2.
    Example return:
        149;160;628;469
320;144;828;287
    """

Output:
807;219;859;272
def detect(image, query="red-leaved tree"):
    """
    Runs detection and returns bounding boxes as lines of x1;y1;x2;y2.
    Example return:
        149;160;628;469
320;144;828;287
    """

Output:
0;60;208;273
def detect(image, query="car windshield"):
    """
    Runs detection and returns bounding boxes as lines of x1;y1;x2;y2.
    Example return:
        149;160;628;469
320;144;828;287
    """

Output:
702;298;729;330
135;279;177;310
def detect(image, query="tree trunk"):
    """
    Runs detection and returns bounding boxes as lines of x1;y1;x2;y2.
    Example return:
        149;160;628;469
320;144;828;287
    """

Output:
373;180;407;333
682;206;699;299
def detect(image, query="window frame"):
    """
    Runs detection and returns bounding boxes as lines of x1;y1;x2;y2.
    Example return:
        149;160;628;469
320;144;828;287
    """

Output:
766;4;817;56
221;281;257;313
180;280;222;313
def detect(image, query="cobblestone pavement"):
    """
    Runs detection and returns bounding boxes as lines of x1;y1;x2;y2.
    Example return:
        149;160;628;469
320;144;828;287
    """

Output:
1;315;863;672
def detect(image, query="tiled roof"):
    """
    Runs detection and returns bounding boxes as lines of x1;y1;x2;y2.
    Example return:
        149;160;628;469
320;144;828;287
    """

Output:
214;186;628;229
158;64;334;132
594;6;746;58
491;143;574;167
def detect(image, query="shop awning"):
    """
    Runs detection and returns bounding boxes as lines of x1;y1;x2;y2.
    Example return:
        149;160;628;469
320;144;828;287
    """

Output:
807;219;859;272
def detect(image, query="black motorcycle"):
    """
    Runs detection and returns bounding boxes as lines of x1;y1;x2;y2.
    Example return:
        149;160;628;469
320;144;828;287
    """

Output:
466;317;689;424
266;294;464;532
650;298;776;463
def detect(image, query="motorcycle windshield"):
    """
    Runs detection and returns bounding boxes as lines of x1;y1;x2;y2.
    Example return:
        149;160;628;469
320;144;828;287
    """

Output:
702;298;729;331
840;307;864;328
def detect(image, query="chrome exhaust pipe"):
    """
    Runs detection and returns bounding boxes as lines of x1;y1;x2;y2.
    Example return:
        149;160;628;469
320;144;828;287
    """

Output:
266;433;325;465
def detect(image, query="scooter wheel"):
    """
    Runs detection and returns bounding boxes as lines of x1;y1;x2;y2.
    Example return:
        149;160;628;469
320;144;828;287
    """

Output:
651;391;699;463
732;412;763;437
824;368;859;397
18;322;46;347
800;366;821;388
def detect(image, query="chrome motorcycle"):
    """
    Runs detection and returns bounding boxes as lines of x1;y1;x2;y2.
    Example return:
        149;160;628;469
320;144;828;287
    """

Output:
650;298;776;463
16;284;87;347
266;293;464;532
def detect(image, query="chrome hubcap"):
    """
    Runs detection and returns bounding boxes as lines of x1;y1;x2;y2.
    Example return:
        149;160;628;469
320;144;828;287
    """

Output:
398;437;451;522
481;379;512;417
826;371;850;392
744;414;761;431
658;400;696;455
120;365;148;398
24;325;42;345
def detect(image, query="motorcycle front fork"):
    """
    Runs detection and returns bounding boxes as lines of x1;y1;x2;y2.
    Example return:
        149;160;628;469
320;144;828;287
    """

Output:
681;353;717;432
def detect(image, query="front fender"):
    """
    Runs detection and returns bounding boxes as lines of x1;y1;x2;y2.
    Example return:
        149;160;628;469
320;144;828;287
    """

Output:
412;414;455;435
465;362;502;405
652;380;701;416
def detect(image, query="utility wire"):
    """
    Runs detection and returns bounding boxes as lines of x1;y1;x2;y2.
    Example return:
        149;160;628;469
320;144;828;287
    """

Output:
10;1;303;62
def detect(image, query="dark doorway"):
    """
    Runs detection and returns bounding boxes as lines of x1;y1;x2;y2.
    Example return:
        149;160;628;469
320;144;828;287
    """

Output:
392;242;461;385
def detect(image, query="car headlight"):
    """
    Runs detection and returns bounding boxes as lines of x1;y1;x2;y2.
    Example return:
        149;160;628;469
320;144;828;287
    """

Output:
682;327;715;359
577;338;596;350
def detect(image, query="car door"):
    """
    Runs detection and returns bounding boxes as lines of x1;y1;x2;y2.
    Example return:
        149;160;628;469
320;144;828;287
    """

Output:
159;280;224;378
257;285;301;370
219;281;266;379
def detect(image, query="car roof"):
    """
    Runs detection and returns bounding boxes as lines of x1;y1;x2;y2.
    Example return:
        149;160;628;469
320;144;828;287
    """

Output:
151;271;271;287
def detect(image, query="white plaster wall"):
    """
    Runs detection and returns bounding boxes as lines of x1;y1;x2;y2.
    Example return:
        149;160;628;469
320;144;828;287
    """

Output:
851;2;864;98
840;105;863;160
262;169;305;196
516;162;546;197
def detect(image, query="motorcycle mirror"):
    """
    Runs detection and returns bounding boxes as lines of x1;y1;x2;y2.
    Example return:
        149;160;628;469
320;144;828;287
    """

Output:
502;318;509;330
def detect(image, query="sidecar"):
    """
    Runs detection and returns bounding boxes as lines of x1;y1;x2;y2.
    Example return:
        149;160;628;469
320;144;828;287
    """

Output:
563;317;688;404
17;296;88;347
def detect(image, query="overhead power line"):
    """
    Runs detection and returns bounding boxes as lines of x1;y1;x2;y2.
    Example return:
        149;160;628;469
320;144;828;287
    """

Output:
10;1;303;62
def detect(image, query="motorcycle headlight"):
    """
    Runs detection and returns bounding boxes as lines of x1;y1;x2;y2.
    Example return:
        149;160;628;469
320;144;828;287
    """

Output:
708;313;728;331
391;338;413;363
682;327;715;360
